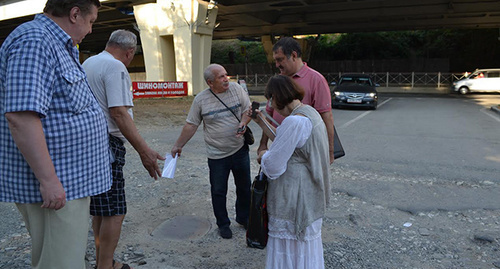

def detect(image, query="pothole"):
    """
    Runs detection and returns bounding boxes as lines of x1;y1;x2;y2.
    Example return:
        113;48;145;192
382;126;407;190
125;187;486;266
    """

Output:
151;215;211;240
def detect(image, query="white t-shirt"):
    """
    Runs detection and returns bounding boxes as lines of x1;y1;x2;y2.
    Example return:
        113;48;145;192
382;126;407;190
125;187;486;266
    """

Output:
186;82;251;159
83;51;134;142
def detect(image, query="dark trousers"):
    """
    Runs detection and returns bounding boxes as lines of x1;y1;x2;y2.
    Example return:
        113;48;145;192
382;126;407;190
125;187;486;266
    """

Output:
208;145;251;228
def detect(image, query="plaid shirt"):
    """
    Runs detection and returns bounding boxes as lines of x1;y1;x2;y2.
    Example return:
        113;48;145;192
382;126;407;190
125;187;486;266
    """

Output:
0;14;111;203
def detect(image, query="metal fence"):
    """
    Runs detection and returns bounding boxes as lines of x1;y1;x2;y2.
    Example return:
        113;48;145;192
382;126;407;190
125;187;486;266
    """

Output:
232;72;466;88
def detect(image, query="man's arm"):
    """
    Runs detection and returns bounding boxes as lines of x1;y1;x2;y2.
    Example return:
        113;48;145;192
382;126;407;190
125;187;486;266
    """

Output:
255;109;279;154
255;113;276;141
5;111;66;210
171;122;199;158
257;104;275;154
110;106;165;180
319;110;335;164
257;131;270;154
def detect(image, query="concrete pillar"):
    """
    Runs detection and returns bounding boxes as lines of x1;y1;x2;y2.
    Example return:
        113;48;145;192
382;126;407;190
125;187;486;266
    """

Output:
134;0;217;95
295;38;310;62
261;35;275;64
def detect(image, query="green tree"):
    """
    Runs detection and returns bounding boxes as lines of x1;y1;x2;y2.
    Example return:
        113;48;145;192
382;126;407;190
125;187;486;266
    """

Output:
211;29;500;72
211;39;267;64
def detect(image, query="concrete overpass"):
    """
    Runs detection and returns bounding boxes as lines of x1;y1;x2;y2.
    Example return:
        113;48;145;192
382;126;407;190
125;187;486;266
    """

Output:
1;0;500;95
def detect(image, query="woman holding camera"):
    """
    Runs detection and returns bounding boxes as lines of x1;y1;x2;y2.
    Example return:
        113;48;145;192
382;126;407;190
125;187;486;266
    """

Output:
250;75;330;269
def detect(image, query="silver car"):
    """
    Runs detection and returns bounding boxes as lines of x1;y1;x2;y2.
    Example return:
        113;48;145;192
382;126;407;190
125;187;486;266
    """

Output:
452;69;500;94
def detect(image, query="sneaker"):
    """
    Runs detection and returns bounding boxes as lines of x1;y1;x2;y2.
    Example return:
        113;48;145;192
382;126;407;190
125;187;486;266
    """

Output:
219;226;232;239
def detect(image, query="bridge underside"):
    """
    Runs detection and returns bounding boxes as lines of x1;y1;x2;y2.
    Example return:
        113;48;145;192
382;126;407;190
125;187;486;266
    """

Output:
212;0;500;39
1;0;500;54
0;0;499;95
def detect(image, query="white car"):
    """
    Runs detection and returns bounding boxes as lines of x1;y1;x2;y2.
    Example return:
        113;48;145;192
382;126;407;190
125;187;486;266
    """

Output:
452;69;500;94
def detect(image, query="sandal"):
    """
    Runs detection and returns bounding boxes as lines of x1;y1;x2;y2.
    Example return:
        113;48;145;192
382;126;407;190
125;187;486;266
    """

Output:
113;259;132;269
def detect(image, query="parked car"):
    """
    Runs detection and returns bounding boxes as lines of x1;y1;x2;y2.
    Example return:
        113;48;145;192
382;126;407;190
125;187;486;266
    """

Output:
331;74;379;109
452;69;500;94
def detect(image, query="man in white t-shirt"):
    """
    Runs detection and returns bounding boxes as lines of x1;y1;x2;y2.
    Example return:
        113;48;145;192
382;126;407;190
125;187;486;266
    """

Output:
83;29;164;269
171;64;252;239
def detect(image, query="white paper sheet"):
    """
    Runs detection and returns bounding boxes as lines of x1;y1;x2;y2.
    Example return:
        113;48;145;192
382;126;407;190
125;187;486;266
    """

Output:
162;153;178;178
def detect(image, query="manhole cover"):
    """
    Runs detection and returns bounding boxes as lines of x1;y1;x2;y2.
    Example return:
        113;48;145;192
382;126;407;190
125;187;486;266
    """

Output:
151;215;211;240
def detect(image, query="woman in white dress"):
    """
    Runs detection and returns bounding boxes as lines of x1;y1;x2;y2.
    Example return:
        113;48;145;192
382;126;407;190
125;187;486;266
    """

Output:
250;75;330;269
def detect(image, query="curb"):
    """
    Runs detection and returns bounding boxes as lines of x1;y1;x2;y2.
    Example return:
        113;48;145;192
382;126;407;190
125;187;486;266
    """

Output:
491;106;500;115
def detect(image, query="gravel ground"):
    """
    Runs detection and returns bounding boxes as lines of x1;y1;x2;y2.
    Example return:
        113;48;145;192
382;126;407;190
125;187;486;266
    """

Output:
1;97;500;269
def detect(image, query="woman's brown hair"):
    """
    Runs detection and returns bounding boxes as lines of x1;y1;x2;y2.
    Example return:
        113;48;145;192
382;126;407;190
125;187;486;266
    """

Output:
265;75;305;110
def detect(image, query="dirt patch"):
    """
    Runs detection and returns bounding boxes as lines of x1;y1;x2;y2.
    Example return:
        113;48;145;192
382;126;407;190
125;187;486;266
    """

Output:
133;97;194;127
132;96;269;128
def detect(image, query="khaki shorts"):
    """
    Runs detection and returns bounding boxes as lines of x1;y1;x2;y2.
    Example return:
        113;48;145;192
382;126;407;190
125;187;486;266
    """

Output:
16;197;90;269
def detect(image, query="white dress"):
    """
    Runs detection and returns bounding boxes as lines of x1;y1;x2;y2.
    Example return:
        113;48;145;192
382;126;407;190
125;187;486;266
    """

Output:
261;115;325;269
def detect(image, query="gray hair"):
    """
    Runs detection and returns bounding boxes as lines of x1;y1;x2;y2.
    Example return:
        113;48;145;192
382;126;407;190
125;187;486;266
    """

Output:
106;30;137;50
203;64;222;83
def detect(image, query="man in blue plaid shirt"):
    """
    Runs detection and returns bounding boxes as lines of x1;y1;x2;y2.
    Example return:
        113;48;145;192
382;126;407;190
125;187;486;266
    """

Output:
0;1;111;268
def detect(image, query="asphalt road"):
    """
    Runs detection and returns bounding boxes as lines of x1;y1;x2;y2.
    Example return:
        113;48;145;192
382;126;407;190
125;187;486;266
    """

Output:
332;93;500;213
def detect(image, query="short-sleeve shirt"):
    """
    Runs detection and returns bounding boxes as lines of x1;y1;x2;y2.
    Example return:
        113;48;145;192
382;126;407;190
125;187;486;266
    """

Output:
0;14;111;203
266;63;331;125
187;82;250;159
83;51;134;142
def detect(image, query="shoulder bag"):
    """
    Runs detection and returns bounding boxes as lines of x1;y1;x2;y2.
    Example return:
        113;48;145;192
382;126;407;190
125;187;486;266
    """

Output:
209;89;254;145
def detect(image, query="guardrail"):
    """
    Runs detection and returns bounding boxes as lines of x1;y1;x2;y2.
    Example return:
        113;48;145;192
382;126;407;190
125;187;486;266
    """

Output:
231;72;466;88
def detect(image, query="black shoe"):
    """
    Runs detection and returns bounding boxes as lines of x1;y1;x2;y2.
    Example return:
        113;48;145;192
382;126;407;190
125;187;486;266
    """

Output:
219;226;232;239
236;219;248;230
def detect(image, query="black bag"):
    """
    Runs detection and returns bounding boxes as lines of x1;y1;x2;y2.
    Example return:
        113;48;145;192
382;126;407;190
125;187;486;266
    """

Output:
243;126;255;145
246;171;268;249
333;125;345;159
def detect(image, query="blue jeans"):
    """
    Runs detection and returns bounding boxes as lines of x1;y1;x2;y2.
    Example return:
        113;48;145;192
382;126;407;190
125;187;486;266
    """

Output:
208;145;251;228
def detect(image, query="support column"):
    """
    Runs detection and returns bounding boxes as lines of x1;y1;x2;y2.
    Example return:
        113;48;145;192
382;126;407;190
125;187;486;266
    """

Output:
134;0;217;95
261;35;275;64
295;38;310;62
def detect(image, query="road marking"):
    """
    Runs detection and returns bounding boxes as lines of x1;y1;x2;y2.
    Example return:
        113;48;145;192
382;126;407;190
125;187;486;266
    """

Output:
340;98;393;128
480;108;500;123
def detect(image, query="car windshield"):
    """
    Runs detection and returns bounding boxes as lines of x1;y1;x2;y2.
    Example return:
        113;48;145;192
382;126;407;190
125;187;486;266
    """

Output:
339;77;372;86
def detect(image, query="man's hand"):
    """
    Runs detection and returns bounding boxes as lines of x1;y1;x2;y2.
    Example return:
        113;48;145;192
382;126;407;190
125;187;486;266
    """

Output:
171;145;182;158
39;177;66;210
139;148;165;180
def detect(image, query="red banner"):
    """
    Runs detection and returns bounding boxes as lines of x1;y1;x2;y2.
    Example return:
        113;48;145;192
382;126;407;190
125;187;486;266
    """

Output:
132;81;188;99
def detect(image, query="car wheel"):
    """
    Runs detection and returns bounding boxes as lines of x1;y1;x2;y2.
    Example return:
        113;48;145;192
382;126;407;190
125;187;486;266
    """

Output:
459;86;469;95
